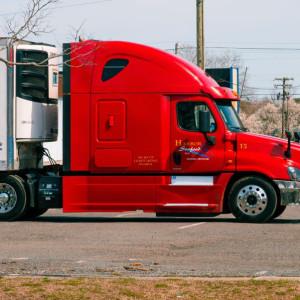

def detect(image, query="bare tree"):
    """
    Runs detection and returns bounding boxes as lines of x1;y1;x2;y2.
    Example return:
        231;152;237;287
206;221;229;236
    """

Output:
0;0;60;67
206;50;241;69
5;0;59;44
173;43;252;99
0;1;99;69
173;44;242;68
0;0;96;70
68;20;87;42
174;44;197;64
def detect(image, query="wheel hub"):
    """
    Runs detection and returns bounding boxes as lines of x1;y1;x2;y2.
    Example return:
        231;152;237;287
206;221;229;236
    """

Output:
247;195;258;206
0;183;17;214
237;185;268;216
0;193;9;205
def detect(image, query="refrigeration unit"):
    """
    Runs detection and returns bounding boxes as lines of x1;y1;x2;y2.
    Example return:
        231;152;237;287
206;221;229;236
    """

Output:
0;38;59;171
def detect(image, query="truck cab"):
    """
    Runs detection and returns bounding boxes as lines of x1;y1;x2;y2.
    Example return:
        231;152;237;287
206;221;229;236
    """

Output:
0;40;299;222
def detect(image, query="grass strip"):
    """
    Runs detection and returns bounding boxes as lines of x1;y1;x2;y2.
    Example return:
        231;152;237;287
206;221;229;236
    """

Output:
0;277;299;299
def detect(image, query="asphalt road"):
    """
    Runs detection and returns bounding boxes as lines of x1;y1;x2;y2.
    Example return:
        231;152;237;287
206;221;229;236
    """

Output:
0;207;300;277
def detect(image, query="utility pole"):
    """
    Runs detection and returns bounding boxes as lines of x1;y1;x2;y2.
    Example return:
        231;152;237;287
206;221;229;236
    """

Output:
196;0;205;69
274;77;294;137
175;42;179;55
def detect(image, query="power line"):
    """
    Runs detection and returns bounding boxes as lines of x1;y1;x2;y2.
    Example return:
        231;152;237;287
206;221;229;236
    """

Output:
207;46;300;51
208;78;300;97
53;0;112;10
0;0;112;17
167;45;300;52
207;76;299;92
243;94;300;97
154;40;300;47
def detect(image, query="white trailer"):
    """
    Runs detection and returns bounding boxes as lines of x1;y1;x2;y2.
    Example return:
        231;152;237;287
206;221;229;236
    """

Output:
0;39;59;220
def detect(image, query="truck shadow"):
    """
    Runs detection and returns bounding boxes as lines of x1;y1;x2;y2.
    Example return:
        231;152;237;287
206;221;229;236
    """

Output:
32;216;300;224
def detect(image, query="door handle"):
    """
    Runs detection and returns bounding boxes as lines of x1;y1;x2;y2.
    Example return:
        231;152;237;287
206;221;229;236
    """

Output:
108;115;115;127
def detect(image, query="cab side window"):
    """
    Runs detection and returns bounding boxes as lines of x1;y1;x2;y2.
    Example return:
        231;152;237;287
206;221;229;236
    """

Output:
102;59;129;82
177;102;216;132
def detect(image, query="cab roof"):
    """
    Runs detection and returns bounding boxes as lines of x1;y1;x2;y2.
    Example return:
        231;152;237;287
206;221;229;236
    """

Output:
69;40;239;100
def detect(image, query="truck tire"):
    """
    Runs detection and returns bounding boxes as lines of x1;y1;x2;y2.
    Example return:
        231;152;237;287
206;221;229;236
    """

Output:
22;208;48;220
271;205;287;220
0;175;28;221
228;177;277;223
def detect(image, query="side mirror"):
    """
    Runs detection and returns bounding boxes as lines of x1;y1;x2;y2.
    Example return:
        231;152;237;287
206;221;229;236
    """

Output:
198;110;211;133
198;110;216;145
286;131;292;140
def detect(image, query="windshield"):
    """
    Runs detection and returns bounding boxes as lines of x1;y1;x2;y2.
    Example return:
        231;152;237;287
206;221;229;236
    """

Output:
216;101;246;132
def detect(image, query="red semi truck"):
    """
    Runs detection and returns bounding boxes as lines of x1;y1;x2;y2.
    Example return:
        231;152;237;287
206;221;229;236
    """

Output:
1;40;300;222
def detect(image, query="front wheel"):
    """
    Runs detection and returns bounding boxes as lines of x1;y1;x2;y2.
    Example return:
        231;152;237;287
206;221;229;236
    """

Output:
228;177;278;223
0;175;28;221
271;205;287;220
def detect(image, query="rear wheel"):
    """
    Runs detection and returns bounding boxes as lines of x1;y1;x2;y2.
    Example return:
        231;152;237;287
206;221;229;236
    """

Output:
0;175;28;221
228;177;277;223
22;208;48;220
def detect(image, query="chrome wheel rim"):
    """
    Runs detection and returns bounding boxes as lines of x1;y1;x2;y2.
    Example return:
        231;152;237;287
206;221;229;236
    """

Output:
0;183;17;214
237;185;268;216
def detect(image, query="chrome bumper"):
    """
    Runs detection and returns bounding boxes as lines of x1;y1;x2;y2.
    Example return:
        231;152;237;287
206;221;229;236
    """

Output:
274;180;300;206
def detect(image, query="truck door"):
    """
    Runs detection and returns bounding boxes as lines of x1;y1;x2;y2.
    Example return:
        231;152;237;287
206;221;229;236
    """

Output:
170;97;226;174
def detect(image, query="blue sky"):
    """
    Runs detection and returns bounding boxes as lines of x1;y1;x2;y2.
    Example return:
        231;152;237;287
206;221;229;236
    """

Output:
1;0;300;98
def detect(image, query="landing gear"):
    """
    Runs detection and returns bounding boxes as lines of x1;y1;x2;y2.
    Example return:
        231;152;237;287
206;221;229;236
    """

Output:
0;175;28;221
229;177;277;223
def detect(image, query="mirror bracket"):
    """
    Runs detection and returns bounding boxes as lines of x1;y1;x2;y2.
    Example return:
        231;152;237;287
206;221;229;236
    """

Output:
204;134;216;146
284;131;292;159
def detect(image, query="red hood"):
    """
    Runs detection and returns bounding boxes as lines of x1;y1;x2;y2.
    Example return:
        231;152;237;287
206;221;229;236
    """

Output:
236;132;300;180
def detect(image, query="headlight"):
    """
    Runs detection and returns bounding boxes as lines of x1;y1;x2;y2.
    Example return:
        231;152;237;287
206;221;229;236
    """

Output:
288;166;300;181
